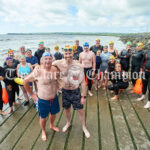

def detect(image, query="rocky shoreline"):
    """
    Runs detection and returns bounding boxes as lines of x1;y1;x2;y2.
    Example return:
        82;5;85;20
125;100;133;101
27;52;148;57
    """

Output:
119;33;150;50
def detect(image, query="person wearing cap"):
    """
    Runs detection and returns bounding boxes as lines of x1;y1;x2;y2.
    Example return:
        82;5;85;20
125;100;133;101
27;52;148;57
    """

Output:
24;52;60;141
136;46;150;108
0;65;5;115
54;45;63;60
95;50;102;90
3;49;20;68
100;45;112;90
53;46;90;138
72;45;79;60
118;42;132;72
75;39;83;54
79;42;96;96
3;49;21;100
90;38;103;55
34;41;45;64
105;55;116;88
17;55;33;106
130;42;144;93
26;49;38;68
16;46;26;60
108;41;118;58
4;57;19;114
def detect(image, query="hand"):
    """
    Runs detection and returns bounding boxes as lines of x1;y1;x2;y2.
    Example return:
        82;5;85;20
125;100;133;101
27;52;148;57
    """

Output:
7;85;12;91
0;76;4;81
81;97;86;105
124;56;127;58
92;71;95;78
139;70;143;78
31;93;38;103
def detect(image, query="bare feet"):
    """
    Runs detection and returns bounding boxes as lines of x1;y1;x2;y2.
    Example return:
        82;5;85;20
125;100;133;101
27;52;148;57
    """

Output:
95;87;98;91
130;90;134;94
17;96;22;100
110;90;114;94
103;87;106;90
62;123;71;132
13;102;19;106
8;108;13;114
88;91;93;96
137;95;145;101
82;127;90;138
41;130;47;141
50;124;59;132
111;95;118;101
0;110;6;116
144;102;150;109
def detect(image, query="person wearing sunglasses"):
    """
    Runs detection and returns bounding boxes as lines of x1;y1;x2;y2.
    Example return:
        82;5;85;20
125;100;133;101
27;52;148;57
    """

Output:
53;45;90;138
79;42;96;96
108;63;129;100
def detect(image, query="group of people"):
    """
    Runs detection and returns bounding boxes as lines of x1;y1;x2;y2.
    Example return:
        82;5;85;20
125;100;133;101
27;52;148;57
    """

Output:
0;38;150;141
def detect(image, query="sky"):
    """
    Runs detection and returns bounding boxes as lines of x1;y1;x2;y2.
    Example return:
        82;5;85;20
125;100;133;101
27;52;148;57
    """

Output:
0;0;150;34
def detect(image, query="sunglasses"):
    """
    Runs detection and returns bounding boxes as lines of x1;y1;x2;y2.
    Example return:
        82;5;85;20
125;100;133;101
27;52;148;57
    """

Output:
64;48;72;52
115;65;121;68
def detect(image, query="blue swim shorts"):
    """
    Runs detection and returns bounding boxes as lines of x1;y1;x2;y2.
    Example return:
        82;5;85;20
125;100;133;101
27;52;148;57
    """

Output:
37;95;60;119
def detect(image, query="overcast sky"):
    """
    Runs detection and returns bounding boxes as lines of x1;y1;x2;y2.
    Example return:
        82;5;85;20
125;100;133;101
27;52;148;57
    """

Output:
0;0;150;34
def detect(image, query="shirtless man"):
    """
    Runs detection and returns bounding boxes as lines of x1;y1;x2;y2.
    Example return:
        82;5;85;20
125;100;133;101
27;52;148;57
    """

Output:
53;45;90;138
24;52;60;141
79;42;96;96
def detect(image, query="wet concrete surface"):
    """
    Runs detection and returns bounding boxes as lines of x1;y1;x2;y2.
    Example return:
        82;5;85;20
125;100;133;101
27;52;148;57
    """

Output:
0;87;150;150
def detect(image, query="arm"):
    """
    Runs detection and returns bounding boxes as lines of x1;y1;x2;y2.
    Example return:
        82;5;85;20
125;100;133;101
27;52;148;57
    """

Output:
115;49;118;58
79;53;82;64
92;53;96;76
28;63;33;72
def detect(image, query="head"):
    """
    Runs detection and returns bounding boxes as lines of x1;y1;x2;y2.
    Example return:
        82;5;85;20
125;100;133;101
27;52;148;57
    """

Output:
96;38;100;45
83;42;89;52
72;45;77;53
41;52;53;68
20;46;26;55
6;57;13;67
96;50;101;56
39;41;44;50
19;55;26;64
45;47;51;52
136;42;143;51
126;41;132;50
63;45;73;62
104;45;108;52
75;39;79;46
54;45;59;51
109;41;114;49
109;55;115;63
8;49;14;58
26;49;32;58
115;63;122;72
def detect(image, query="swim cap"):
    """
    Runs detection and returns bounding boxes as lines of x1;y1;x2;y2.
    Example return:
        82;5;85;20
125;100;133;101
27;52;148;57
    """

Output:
104;45;108;49
39;41;44;45
72;45;77;50
26;49;32;52
110;55;115;60
45;47;51;52
8;49;13;54
109;41;114;45
19;55;26;59
54;45;59;51
75;39;79;41
137;42;143;49
96;38;100;41
6;57;12;61
42;52;53;57
83;42;89;47
126;41;132;46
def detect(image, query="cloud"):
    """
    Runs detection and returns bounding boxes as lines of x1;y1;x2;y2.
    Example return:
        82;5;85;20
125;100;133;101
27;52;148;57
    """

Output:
0;0;150;32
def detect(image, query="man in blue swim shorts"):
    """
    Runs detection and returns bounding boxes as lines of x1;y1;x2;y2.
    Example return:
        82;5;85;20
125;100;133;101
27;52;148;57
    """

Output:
24;52;60;141
53;45;90;138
